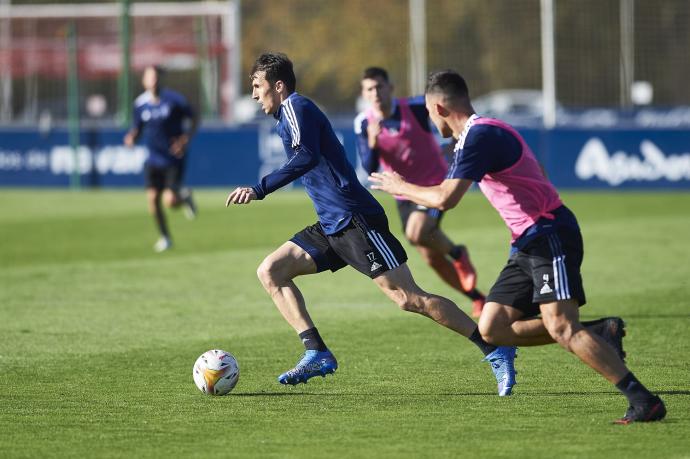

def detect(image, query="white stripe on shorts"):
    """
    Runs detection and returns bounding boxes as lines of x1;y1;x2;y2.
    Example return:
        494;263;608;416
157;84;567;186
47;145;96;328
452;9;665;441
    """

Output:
367;230;399;270
548;234;571;300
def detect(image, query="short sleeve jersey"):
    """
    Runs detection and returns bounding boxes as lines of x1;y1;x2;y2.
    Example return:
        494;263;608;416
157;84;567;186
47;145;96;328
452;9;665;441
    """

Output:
446;115;521;182
448;114;572;246
132;88;194;168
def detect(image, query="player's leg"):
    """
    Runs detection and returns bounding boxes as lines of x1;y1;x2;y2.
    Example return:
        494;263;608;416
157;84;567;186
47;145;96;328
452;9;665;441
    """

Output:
540;299;627;379
162;162;197;219
539;299;665;424
482;306;626;360
478;302;556;346
373;265;516;396
145;166;172;252
482;227;665;421
373;263;477;336
260;224;342;385
408;210;478;293
256;240;318;333
340;212;516;396
402;205;485;316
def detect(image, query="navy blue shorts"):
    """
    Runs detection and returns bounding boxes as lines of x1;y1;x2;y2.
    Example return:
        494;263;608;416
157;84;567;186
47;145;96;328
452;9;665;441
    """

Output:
486;227;587;318
145;162;185;191
395;199;443;232
290;213;408;279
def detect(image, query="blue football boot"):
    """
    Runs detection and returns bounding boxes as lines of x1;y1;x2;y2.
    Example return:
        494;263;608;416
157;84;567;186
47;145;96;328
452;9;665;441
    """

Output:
483;346;517;396
278;349;338;385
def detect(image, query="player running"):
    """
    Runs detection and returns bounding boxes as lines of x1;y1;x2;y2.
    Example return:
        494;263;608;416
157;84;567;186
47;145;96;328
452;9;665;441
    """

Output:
225;53;517;395
124;65;198;252
369;69;666;424
355;66;485;317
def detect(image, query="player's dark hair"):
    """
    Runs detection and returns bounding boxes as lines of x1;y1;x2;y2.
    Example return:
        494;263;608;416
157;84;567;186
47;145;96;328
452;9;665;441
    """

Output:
251;53;296;93
425;70;470;103
144;65;165;78
362;66;389;82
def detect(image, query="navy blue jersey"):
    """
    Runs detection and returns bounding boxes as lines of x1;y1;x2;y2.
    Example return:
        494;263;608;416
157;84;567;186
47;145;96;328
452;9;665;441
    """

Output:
132;88;194;168
446;117;521;182
252;93;384;234
354;96;432;174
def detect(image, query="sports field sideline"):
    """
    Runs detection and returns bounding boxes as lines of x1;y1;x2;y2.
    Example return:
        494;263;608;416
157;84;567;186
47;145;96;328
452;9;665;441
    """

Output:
1;189;689;458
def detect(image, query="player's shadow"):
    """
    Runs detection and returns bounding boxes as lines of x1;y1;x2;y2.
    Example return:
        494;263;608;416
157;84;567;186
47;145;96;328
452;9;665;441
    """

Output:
233;392;320;397
233;389;690;397
656;390;690;395
581;313;690;320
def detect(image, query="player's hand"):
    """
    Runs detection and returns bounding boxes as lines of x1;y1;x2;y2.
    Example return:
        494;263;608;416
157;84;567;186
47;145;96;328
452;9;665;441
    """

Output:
170;134;189;157
123;133;135;147
369;171;405;195
225;187;257;206
367;120;382;149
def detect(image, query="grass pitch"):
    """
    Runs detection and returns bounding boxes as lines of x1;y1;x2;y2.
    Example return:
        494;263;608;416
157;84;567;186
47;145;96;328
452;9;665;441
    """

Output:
1;189;689;458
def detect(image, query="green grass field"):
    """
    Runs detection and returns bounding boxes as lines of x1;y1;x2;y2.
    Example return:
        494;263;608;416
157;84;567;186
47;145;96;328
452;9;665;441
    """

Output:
1;189;689;458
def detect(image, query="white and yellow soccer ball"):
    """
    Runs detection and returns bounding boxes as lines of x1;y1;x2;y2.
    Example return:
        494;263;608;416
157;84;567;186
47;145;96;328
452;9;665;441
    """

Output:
192;349;240;395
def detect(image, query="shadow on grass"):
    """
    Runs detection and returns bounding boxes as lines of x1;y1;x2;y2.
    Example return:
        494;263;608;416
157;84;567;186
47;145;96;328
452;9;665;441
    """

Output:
657;390;690;396
581;314;690;320
233;389;690;397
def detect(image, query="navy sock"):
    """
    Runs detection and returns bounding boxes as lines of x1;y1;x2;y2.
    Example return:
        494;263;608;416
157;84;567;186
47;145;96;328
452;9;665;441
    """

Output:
466;289;484;301
469;327;496;356
299;327;328;352
581;318;605;327
615;372;655;406
449;245;465;260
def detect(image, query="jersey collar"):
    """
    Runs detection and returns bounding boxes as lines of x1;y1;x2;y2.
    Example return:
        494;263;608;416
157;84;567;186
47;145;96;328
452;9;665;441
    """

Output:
453;113;480;152
274;92;299;119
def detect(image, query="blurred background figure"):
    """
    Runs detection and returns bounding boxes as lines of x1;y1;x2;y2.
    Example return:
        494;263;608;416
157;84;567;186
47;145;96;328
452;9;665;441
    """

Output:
124;65;198;252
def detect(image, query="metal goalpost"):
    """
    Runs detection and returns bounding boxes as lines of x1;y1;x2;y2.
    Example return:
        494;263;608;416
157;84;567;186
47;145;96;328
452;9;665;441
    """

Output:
0;0;241;124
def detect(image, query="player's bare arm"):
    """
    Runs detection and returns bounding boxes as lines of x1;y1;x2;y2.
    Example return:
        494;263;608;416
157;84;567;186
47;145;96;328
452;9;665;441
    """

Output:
170;113;199;157
366;119;382;149
369;171;472;211
123;128;140;147
170;134;190;157
225;187;257;206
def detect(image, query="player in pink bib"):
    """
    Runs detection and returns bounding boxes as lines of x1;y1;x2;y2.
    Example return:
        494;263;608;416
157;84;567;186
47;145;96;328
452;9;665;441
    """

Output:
369;70;666;424
356;67;486;317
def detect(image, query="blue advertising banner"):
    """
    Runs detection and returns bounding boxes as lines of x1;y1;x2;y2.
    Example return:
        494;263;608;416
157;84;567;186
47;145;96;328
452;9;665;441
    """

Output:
536;129;690;189
1;123;689;189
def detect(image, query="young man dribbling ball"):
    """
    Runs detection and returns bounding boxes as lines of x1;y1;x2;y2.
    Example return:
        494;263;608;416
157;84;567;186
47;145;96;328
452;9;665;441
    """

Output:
225;53;518;395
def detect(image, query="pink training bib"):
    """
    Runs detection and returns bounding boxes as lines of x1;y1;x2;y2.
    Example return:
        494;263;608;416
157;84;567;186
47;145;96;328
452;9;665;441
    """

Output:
467;117;562;242
366;98;447;199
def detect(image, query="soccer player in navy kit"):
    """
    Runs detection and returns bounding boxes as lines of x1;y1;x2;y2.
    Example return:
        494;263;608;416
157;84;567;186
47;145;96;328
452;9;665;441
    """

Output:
124;65;198;252
225;53;517;395
370;69;666;423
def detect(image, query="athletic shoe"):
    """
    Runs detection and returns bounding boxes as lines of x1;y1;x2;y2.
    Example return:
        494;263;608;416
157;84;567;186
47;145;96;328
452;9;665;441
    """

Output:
180;187;197;220
483;346;517;396
278;349;338;385
452;245;477;292
153;236;172;253
471;293;485;318
614;396;666;424
588;317;626;361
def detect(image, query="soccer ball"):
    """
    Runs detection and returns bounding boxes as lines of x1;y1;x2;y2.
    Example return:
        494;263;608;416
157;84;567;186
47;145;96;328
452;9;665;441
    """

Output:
192;349;240;395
